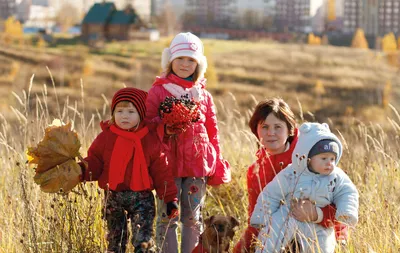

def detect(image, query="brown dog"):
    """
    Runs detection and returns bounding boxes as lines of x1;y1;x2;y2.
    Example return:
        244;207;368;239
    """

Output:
192;215;240;253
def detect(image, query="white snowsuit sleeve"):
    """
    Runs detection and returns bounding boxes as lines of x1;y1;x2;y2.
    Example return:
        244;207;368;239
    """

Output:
333;169;359;226
250;168;291;229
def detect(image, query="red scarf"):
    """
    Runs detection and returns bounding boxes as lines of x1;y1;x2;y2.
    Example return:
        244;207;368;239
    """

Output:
152;73;206;89
109;125;151;191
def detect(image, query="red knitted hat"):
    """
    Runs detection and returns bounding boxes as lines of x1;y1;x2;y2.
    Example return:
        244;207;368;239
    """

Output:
111;87;148;120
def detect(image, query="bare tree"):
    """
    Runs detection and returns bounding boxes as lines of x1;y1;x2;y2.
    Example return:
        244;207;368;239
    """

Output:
241;9;262;30
55;3;81;33
155;0;181;36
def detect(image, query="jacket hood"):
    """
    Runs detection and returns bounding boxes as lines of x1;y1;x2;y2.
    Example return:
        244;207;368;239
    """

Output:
292;122;343;173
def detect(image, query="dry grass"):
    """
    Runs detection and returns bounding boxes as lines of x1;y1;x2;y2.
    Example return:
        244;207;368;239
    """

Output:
1;38;400;252
0;78;400;252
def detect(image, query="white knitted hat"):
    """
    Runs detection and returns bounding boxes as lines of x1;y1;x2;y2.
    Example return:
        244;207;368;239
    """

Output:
161;32;208;79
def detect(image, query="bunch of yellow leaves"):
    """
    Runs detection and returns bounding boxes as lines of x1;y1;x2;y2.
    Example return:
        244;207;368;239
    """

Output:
27;119;84;193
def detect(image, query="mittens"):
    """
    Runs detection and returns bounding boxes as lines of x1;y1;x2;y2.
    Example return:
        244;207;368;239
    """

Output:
34;159;82;193
335;222;349;241
166;201;179;219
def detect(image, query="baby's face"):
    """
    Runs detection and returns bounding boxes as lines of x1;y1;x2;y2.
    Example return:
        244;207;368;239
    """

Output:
114;102;140;130
309;152;336;175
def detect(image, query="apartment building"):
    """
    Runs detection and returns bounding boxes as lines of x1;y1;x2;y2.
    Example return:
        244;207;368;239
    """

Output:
0;0;16;20
274;0;312;32
343;0;400;35
182;0;327;32
378;0;400;34
184;0;238;28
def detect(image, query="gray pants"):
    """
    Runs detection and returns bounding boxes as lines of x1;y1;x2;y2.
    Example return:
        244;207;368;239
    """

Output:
156;177;207;253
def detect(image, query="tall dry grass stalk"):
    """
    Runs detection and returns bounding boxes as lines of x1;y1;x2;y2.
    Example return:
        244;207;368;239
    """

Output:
0;75;107;253
0;76;400;252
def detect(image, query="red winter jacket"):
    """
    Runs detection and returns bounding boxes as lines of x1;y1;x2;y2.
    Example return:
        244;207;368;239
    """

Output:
145;74;231;185
81;121;177;203
234;129;347;252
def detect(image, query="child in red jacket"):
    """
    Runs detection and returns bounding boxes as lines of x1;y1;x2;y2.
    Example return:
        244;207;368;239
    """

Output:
80;87;178;253
145;32;231;253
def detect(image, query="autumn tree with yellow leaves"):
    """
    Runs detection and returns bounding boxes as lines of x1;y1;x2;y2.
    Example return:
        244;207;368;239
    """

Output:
382;80;392;109
2;16;23;44
381;32;398;67
204;51;218;88
351;28;368;49
382;32;397;53
308;33;321;45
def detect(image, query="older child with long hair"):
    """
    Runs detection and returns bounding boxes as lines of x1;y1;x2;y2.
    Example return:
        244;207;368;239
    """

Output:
145;32;231;253
80;87;178;253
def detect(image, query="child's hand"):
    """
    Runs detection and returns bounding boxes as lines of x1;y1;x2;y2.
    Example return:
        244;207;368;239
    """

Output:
166;201;179;219
290;198;318;222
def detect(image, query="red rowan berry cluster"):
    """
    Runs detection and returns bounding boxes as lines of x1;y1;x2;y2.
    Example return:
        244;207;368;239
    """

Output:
159;95;200;133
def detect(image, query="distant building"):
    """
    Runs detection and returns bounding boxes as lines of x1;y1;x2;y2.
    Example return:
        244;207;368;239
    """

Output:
16;0;31;22
377;0;400;35
311;0;344;33
24;5;56;29
81;2;142;41
274;0;326;33
343;0;400;36
16;0;51;23
343;0;367;34
171;0;327;33
0;0;16;20
15;0;55;30
184;0;238;28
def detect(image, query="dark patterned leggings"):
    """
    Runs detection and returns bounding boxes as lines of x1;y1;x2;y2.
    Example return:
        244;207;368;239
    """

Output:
105;190;156;253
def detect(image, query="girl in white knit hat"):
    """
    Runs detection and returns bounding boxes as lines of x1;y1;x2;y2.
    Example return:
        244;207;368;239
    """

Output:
145;32;231;253
250;122;359;253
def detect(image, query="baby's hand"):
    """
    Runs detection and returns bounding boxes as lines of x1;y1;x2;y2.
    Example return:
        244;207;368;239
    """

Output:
290;198;318;222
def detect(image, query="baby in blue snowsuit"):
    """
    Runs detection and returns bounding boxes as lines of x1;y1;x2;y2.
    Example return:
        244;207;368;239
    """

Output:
250;122;359;253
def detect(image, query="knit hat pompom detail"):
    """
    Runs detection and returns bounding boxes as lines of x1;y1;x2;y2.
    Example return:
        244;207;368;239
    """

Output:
161;32;208;79
111;87;148;120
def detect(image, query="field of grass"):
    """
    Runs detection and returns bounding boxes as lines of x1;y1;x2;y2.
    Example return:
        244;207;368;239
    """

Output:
1;38;400;252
